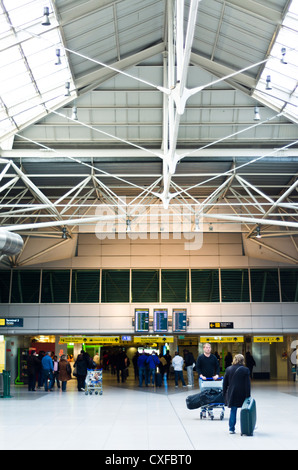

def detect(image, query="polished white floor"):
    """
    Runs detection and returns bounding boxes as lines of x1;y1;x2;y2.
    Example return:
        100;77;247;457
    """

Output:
0;372;297;451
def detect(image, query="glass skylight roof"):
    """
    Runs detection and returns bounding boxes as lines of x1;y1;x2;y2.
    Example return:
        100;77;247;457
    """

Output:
253;0;298;123
0;0;75;146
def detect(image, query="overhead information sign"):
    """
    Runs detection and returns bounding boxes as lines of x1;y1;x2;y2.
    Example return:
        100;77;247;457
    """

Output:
59;336;120;344
135;308;149;332
200;336;244;343
173;309;187;332
209;322;234;329
153;309;168;333
0;318;23;327
253;337;283;343
134;336;174;344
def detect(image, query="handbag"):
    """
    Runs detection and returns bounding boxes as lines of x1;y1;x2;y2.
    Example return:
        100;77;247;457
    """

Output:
73;364;77;377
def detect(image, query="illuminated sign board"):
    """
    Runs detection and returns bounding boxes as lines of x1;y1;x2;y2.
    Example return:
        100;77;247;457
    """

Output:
173;309;187;332
135;308;149;332
200;336;244;343
209;322;234;329
134;336;174;344
153;309;168;332
59;336;120;344
0;318;23;327
253;337;283;343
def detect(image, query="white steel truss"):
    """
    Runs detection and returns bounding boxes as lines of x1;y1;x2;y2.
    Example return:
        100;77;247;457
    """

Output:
0;0;298;265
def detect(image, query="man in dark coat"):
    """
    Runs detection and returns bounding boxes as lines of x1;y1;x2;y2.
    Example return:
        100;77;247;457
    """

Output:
74;352;88;391
27;350;40;391
223;354;251;434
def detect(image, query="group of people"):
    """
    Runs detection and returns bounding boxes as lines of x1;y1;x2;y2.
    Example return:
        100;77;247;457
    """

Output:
27;345;256;433
135;349;196;388
134;343;255;434
27;349;101;393
27;350;72;392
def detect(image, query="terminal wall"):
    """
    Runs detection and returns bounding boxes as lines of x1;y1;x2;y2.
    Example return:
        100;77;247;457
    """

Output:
0;233;297;335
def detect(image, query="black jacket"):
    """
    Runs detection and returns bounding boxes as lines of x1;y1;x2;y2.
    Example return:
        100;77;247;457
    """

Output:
223;365;251;408
75;354;88;376
185;352;195;367
27;354;40;375
196;354;220;377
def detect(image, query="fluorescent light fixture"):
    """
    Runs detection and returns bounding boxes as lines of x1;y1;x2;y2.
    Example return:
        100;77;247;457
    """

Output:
55;48;61;65
71;106;78;120
65;81;70;96
254;106;260;121
266;75;272;90
281;47;287;64
41;6;51;26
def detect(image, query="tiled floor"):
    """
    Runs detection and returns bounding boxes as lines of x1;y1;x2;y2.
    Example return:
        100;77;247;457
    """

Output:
0;372;297;451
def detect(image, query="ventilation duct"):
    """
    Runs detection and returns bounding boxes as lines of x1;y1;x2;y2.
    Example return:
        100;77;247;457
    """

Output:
0;230;23;256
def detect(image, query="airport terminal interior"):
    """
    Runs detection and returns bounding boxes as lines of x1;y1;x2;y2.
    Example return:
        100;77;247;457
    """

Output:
1;0;298;452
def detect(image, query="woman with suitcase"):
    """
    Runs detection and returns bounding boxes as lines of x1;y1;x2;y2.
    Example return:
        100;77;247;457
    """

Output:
223;354;251;434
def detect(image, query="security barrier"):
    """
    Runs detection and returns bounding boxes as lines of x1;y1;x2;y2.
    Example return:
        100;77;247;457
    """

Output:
0;370;12;398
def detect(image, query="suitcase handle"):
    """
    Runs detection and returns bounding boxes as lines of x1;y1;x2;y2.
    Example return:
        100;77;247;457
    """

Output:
203;377;223;381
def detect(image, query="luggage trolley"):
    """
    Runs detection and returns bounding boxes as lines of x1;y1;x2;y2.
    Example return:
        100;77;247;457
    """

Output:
84;369;103;395
199;377;225;420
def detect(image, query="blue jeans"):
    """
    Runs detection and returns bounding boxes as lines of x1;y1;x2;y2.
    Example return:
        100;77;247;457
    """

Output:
229;407;237;432
139;366;148;386
148;368;156;385
174;370;186;386
61;381;67;391
43;370;54;391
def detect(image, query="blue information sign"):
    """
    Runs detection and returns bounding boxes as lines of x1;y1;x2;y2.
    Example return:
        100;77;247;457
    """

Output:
173;309;187;332
0;318;23;327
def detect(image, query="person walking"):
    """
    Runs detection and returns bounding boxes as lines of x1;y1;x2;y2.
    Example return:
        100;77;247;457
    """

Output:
147;351;160;386
53;355;60;389
27;350;40;391
224;352;233;369
172;351;187;388
196;343;220;417
74;351;88;391
137;350;148;387
58;355;72;391
223;354;251;434
158;353;167;378
41;351;54;392
245;351;256;379
116;350;128;383
37;350;45;389
184;349;196;387
164;350;172;377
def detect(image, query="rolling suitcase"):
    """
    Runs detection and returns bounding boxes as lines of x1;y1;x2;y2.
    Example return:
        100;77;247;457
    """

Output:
240;397;256;436
155;372;163;387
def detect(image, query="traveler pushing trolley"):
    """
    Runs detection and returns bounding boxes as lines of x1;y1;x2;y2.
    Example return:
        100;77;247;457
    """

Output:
196;342;221;419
